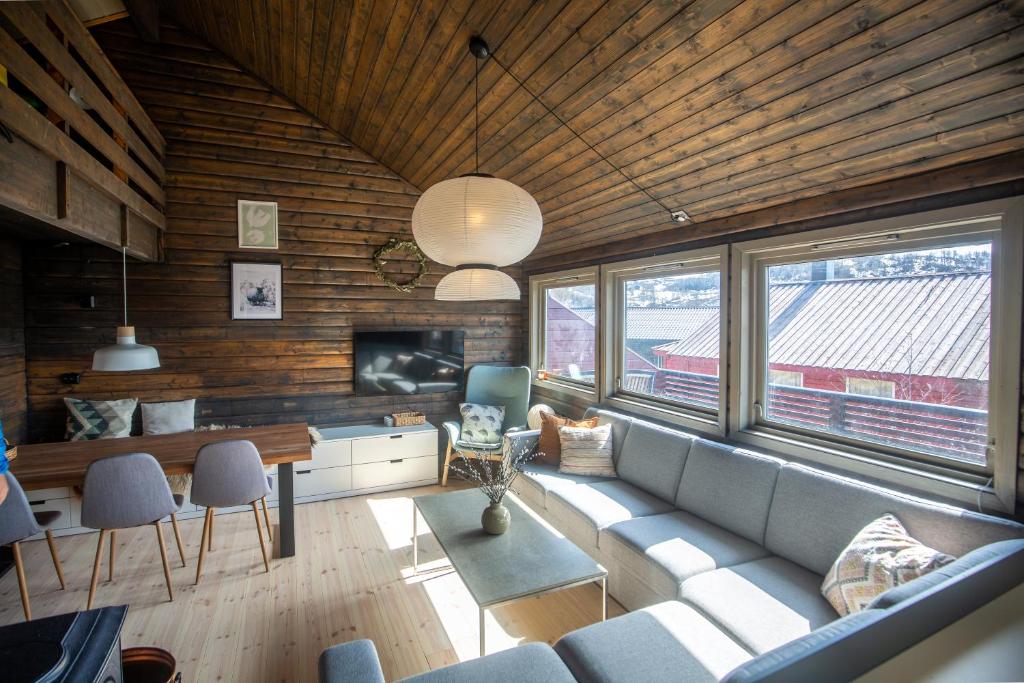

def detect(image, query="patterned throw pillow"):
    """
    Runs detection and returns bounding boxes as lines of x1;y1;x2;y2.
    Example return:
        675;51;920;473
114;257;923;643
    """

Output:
65;397;138;441
557;423;616;477
536;412;600;465
459;403;506;448
821;513;956;616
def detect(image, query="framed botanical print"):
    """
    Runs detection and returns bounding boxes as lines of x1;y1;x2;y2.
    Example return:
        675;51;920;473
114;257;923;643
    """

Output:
231;261;283;320
237;199;279;249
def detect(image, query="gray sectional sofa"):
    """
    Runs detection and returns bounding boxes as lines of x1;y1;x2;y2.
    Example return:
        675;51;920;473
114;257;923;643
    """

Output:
321;407;1024;683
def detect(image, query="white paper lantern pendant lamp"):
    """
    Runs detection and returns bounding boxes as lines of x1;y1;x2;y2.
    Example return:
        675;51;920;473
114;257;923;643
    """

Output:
412;37;542;301
92;246;160;371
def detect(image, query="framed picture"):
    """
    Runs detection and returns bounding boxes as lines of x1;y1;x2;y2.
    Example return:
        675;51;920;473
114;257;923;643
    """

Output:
231;262;283;320
237;199;279;249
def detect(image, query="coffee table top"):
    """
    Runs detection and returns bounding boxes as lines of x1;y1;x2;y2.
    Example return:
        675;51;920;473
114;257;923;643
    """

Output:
414;488;606;608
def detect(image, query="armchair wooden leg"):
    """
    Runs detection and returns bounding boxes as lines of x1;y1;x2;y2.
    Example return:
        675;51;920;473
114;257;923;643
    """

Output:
441;441;453;486
208;510;214;551
170;513;187;567
45;529;66;590
195;508;212;585
252;501;270;573
154;522;174;602
109;530;116;582
87;529;108;610
261;497;272;543
11;541;30;621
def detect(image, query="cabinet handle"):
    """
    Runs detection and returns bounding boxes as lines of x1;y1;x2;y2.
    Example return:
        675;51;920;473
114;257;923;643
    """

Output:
390;459;403;464
29;500;45;506
389;435;403;439
297;470;312;475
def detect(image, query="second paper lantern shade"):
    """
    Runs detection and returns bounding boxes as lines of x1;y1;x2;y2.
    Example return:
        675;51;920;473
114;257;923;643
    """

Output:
411;175;543;267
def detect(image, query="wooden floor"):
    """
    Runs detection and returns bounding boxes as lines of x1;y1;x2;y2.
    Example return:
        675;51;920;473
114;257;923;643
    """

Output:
0;484;624;682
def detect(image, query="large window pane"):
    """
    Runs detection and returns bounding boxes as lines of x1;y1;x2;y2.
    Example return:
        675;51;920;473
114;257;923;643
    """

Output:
764;244;991;466
623;271;721;410
544;284;596;384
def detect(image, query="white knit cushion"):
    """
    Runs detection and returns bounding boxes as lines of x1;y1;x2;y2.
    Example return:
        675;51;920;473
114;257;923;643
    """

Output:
142;398;196;435
821;513;955;616
558;424;616;477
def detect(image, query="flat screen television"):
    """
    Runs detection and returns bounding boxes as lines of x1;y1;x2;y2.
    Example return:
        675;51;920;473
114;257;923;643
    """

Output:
354;330;465;396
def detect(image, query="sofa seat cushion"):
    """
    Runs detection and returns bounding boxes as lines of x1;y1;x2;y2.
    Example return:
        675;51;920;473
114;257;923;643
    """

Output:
549;480;673;531
602;510;770;599
518;462;614;508
679;556;837;655
401;643;575;683
554;600;753;683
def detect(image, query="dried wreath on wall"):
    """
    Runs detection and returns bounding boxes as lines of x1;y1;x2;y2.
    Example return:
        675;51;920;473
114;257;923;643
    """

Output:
373;239;429;293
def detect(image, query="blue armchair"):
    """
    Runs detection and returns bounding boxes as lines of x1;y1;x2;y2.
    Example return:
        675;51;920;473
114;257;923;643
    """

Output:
441;365;532;486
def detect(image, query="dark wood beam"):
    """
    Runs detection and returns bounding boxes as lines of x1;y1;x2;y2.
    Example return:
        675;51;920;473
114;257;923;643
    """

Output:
124;0;160;43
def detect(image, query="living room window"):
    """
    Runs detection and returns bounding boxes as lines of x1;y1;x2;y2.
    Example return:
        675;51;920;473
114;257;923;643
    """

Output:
731;199;1023;512
529;268;599;394
601;248;728;430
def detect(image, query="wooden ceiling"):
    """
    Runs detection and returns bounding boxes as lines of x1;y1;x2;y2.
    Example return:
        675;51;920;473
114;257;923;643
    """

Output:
161;0;1024;261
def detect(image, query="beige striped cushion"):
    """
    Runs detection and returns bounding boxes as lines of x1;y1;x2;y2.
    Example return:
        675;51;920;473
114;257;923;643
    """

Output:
557;424;616;477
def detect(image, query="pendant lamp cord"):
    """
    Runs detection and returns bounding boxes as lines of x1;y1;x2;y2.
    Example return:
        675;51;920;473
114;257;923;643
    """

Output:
474;54;479;174
121;246;128;326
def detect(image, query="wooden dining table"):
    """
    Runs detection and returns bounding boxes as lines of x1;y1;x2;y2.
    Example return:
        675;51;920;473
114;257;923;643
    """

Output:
8;423;312;558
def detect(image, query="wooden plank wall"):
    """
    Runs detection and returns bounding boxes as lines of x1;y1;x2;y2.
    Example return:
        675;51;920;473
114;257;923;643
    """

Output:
18;22;521;443
0;237;26;444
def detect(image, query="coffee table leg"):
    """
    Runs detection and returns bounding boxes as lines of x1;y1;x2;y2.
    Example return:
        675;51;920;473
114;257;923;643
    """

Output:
412;506;418;572
601;576;607;621
479;606;486;657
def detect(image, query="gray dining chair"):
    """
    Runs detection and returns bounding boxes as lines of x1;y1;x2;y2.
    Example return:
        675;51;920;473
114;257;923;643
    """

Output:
191;439;272;584
0;473;66;620
81;452;182;609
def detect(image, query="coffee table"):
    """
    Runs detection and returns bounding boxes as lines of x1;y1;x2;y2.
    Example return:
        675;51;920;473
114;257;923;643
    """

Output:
413;488;607;656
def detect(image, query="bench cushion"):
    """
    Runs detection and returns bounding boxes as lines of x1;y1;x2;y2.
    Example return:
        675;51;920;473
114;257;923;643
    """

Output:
603;510;769;596
401;643;575;683
765;464;1024;576
679;556;836;655
550;480;673;529
615;421;695;503
675;440;783;545
554;601;753;683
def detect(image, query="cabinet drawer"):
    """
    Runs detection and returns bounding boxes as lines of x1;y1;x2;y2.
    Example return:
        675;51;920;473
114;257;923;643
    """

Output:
28;497;72;530
351;431;436;465
352;456;436;490
295;466;352;498
312;440;352;469
26;487;71;502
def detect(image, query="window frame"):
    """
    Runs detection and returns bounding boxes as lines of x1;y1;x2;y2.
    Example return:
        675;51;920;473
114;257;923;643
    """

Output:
729;198;1023;513
528;266;600;401
600;246;729;435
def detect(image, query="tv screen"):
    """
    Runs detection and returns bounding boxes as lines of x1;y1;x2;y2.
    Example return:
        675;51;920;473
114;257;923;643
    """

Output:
354;330;465;396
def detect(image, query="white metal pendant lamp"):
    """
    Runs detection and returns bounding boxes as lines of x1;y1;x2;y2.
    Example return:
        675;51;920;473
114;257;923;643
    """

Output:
412;36;542;301
92;247;160;371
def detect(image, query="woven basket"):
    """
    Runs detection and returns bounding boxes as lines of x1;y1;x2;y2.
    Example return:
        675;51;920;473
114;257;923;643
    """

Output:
391;411;426;427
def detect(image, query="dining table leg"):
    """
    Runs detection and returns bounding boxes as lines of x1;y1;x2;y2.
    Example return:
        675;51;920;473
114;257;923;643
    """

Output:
278;462;295;558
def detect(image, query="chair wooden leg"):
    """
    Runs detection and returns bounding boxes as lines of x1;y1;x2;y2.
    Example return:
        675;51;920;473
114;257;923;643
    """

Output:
108;529;116;582
154;522;174;602
195;508;212;585
45;529;66;590
11;542;31;621
170;513;187;567
208;509;214;551
261;496;272;542
87;530;107;610
441;441;453;486
252;501;270;573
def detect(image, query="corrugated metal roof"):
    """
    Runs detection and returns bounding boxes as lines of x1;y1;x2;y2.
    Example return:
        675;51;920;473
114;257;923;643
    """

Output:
574;306;719;340
654;273;990;380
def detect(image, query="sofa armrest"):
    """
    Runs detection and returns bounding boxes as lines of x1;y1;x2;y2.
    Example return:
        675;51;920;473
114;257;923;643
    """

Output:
503;428;541;459
318;640;385;683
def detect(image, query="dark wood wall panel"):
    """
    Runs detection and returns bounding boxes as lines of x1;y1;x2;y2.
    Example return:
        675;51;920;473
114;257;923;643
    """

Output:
0;236;26;444
20;23;521;443
166;0;1024;261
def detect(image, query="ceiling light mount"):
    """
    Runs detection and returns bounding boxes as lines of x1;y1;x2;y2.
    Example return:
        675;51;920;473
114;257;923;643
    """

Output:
468;36;490;60
671;210;691;224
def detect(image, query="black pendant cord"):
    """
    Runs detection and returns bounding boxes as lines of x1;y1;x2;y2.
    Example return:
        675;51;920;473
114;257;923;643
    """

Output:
475;54;480;175
487;51;679;220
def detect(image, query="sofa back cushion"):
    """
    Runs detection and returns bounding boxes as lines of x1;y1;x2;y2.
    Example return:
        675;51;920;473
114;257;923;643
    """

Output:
614;421;695;503
675;440;783;544
582;408;633;464
765;464;1024;576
